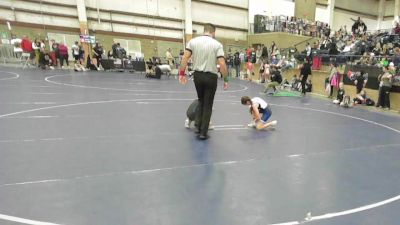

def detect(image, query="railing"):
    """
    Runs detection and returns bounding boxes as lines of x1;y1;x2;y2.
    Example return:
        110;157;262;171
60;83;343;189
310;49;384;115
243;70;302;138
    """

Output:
0;44;20;64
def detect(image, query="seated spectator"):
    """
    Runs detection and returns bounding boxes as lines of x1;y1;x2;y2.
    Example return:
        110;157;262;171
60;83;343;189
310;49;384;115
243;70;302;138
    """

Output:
40;53;54;70
291;74;301;91
353;90;375;106
21;35;34;63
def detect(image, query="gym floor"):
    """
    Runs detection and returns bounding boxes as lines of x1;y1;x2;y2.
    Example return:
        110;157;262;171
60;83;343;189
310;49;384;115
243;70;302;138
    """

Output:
0;67;400;225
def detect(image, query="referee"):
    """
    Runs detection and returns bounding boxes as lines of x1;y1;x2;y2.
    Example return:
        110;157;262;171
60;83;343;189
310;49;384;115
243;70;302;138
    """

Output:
179;23;228;140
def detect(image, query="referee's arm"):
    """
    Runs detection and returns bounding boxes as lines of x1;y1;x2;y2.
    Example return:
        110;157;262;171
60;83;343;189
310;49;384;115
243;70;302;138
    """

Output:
217;57;228;79
179;49;192;72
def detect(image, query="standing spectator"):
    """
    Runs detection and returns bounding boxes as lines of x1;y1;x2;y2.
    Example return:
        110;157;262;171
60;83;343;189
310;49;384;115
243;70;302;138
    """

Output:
261;44;268;62
239;50;245;64
51;41;60;67
377;66;393;109
166;48;174;67
256;45;262;63
32;39;40;66
71;41;80;63
58;43;69;68
354;71;368;94
179;49;184;63
234;51;241;78
246;46;252;61
226;54;233;77
327;62;338;97
270;41;277;59
300;60;312;96
10;34;22;58
305;42;312;59
394;22;400;34
178;23;228;140
92;42;104;68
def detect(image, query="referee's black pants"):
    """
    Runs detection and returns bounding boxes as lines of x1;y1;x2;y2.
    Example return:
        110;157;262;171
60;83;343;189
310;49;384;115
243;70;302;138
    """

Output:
193;71;218;136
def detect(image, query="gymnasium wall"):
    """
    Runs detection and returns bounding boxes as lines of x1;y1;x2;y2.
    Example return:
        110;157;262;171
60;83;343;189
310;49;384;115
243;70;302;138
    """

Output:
0;0;248;58
248;32;319;51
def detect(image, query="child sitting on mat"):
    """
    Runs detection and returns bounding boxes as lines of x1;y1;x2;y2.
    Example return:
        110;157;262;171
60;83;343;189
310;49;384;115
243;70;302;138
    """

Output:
241;96;277;130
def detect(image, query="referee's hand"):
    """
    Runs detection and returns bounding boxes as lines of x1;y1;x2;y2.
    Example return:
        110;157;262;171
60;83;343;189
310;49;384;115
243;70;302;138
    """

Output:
179;75;188;85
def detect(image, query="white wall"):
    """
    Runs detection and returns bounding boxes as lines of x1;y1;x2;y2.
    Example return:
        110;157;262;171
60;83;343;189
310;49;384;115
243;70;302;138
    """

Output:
248;0;294;23
332;10;378;32
199;0;248;9
335;0;378;17
85;0;184;20
191;1;248;29
315;5;329;24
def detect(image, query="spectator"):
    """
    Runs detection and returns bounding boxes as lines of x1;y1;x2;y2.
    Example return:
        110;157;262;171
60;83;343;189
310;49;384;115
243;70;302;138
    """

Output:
10;34;22;58
261;44;268;61
32;39;40;66
20;35;35;67
305;42;312;58
234;51;241;78
58;43;69;68
226;54;233;77
115;43;127;59
256;45;262;63
354;71;368;94
166;48;174;67
71;41;80;63
92;42;104;68
260;60;270;83
377;66;393;109
179;49;184;62
327;62;338;97
394;22;400;34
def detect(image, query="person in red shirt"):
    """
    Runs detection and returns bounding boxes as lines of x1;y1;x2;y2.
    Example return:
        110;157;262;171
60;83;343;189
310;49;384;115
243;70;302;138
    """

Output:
20;35;34;62
394;22;400;35
58;44;69;68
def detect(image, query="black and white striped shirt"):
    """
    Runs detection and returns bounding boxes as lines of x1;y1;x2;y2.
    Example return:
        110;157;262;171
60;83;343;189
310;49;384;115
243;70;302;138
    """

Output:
186;35;224;75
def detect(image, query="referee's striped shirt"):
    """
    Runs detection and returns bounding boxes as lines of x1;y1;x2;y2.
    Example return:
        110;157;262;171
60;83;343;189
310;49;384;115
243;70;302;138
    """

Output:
186;35;225;75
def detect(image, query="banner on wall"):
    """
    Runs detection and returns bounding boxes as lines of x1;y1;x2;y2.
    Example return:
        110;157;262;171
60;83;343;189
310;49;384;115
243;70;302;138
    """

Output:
79;35;96;44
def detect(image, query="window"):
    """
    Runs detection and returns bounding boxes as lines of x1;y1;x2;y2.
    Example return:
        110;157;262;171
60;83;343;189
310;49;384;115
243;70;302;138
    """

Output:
113;38;142;58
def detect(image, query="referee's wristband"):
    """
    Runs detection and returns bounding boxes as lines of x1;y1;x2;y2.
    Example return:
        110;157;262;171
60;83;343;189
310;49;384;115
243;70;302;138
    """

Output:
224;76;229;83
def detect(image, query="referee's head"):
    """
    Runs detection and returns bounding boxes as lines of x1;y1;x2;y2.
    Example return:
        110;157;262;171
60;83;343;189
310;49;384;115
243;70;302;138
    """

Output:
204;23;216;38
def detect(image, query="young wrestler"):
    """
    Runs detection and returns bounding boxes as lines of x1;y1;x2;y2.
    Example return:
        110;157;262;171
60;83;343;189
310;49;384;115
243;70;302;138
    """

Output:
241;96;277;130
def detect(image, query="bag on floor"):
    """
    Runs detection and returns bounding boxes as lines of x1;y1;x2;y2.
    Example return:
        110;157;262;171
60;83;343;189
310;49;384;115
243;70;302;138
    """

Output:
186;99;199;121
325;83;331;94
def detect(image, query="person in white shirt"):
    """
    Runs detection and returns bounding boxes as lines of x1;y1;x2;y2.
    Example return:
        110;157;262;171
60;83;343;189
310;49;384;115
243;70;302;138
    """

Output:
71;41;80;63
10;35;22;58
241;96;277;130
32;39;40;66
